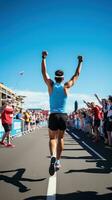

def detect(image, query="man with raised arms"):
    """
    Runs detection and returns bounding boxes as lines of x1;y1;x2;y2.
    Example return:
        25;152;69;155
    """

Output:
41;51;83;175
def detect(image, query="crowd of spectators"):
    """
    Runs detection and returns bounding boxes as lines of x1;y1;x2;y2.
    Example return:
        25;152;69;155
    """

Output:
0;98;49;148
15;109;49;134
1;94;112;149
67;94;112;148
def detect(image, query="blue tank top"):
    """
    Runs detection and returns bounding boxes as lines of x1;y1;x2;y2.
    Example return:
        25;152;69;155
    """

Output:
50;83;67;113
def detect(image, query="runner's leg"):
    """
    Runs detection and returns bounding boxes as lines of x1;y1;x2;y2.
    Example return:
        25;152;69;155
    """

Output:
49;129;57;157
48;129;58;175
57;130;64;160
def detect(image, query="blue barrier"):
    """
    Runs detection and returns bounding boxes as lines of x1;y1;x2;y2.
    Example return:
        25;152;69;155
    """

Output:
0;120;4;139
11;119;22;137
0;119;48;139
0;119;22;139
39;121;48;127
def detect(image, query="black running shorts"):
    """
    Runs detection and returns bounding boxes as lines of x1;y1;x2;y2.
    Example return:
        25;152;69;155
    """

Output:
2;123;12;132
48;113;67;131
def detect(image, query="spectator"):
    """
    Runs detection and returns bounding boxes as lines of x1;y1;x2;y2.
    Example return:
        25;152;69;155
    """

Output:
16;108;25;134
94;94;108;144
84;109;93;136
24;110;31;133
106;95;112;147
83;101;102;143
30;112;36;131
0;100;15;147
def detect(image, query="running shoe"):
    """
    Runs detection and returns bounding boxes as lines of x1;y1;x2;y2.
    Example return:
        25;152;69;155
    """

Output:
6;143;15;148
0;141;7;146
55;160;61;171
49;156;56;176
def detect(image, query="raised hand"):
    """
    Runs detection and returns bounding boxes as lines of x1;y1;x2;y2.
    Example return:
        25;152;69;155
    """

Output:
77;55;83;63
42;51;48;59
83;100;87;104
94;93;98;97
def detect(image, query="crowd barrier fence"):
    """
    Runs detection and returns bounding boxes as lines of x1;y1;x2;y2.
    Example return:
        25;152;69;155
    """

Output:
0;119;22;139
0;119;48;139
68;119;104;137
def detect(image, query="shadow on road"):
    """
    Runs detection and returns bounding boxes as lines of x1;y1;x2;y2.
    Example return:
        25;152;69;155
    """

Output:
64;143;79;145
63;148;85;151
24;190;112;200
0;168;46;193
65;128;112;175
61;155;93;159
65;159;112;174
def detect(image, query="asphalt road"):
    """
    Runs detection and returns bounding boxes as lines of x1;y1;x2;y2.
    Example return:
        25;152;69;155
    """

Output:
0;127;112;200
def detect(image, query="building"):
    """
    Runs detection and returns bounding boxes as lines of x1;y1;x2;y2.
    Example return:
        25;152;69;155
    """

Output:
0;83;25;109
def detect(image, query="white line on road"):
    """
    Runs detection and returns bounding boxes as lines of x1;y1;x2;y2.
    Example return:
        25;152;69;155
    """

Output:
46;173;56;200
82;141;106;160
67;130;106;161
71;132;80;140
65;131;80;140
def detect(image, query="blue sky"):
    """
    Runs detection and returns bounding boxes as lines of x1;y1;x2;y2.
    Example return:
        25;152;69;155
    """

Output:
0;0;112;111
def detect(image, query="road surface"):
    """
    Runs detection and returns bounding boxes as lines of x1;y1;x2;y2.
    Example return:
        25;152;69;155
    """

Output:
0;127;112;200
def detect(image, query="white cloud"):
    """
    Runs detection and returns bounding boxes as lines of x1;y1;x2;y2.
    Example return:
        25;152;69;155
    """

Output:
15;90;49;110
15;89;100;113
67;93;99;112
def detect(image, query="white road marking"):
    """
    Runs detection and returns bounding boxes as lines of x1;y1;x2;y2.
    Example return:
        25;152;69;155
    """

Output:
66;130;106;161
82;141;106;160
46;173;56;200
71;132;80;140
65;131;80;140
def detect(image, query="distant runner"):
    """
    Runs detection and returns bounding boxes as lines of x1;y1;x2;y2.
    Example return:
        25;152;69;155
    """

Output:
41;51;83;175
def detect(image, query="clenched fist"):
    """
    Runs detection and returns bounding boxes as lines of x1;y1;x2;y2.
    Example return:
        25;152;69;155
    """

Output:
42;51;48;59
77;56;83;63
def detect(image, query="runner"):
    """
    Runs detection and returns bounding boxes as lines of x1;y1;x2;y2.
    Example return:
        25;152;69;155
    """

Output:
41;51;83;175
0;99;15;147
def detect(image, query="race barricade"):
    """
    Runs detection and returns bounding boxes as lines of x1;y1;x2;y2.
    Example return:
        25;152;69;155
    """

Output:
0;119;22;139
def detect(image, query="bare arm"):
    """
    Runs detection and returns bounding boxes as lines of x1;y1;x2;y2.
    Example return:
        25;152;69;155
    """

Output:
41;51;53;87
94;94;102;105
83;100;92;108
64;56;83;89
